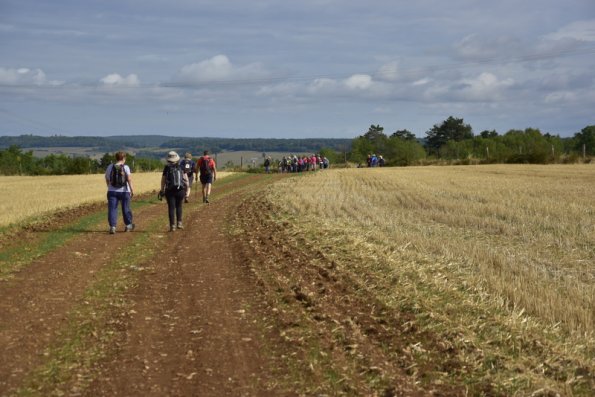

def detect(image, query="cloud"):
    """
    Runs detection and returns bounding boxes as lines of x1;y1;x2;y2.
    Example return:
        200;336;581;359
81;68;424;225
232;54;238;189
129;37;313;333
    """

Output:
417;72;515;103
546;19;595;42
457;72;514;100
0;67;63;86
172;54;270;85
376;62;400;81
100;73;140;87
344;74;373;90
413;78;431;86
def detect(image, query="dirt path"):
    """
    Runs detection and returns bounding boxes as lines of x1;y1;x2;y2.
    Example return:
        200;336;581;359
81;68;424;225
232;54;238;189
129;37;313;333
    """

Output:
86;179;287;396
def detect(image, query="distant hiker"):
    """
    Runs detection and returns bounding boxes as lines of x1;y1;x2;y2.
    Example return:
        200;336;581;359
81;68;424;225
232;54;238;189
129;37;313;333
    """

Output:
378;155;385;167
371;153;378;167
179;152;196;203
105;151;135;234
195;150;217;204
161;151;189;232
264;156;271;173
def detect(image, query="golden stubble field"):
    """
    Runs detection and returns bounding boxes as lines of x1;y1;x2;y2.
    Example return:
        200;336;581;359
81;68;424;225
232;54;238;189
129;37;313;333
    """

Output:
0;172;232;228
266;164;594;392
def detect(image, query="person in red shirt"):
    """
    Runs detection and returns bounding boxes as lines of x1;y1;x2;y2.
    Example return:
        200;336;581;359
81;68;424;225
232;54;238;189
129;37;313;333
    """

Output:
195;150;217;204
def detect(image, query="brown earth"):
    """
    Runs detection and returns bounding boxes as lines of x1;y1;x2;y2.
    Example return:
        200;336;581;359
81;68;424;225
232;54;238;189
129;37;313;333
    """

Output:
0;174;461;396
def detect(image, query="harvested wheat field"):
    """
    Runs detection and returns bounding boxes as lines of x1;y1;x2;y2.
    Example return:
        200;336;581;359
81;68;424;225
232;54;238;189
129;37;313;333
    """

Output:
0;172;232;228
260;164;594;394
0;167;593;396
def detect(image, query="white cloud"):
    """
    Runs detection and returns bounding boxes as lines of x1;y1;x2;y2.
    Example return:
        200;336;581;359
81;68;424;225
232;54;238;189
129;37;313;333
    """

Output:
173;54;269;84
457;72;514;101
417;72;515;103
0;67;62;86
546;19;595;42
413;78;430;86
100;73;140;87
344;74;373;90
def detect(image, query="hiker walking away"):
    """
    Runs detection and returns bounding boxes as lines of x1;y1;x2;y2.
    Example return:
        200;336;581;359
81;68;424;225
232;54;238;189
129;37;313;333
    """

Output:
196;150;217;204
378;155;385;167
264;156;271;173
179;152;196;203
105;151;135;234
160;151;189;232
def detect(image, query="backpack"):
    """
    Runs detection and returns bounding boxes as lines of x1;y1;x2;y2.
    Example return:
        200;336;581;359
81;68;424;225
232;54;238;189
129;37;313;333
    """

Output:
110;164;127;188
180;159;194;175
165;163;184;191
200;156;212;176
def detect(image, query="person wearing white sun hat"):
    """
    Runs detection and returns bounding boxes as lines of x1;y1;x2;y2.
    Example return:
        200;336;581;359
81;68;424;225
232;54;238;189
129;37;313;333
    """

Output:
160;151;189;232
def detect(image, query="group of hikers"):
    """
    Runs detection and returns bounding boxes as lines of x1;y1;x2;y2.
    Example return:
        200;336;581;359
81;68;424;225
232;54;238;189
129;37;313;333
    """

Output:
104;150;217;234
357;153;386;168
270;154;330;173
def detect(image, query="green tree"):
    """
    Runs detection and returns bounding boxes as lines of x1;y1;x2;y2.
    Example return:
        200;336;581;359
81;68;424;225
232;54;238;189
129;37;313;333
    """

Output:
574;125;595;156
384;136;426;166
391;129;417;141
425;116;473;155
319;147;342;165
350;136;375;164
363;124;386;142
480;130;498;138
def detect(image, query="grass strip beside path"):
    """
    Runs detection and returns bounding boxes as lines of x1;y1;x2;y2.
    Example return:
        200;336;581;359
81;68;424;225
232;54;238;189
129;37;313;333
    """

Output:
0;197;155;281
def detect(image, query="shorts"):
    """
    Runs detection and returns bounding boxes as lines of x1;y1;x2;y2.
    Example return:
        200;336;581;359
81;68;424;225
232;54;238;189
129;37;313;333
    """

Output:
200;174;213;184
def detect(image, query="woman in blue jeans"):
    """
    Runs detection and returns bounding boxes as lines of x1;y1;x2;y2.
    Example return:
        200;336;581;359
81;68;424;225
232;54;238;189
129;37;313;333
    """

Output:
160;151;189;232
105;151;135;234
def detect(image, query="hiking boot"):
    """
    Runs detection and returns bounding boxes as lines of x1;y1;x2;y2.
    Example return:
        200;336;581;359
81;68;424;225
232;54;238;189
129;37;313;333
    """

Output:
184;197;189;203
109;226;116;234
176;222;184;229
202;196;206;203
169;225;176;232
205;196;210;204
125;223;135;232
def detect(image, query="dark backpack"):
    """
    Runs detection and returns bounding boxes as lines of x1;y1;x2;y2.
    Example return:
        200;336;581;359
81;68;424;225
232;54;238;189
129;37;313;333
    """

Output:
200;156;212;176
110;164;127;188
165;164;184;191
180;159;194;175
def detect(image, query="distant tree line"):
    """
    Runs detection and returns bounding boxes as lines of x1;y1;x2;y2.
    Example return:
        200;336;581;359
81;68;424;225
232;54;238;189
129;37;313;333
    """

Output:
348;118;594;166
0;135;352;156
0;146;162;176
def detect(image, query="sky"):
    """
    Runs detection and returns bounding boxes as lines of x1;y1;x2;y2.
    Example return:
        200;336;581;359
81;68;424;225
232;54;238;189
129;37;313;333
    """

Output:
1;0;594;139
